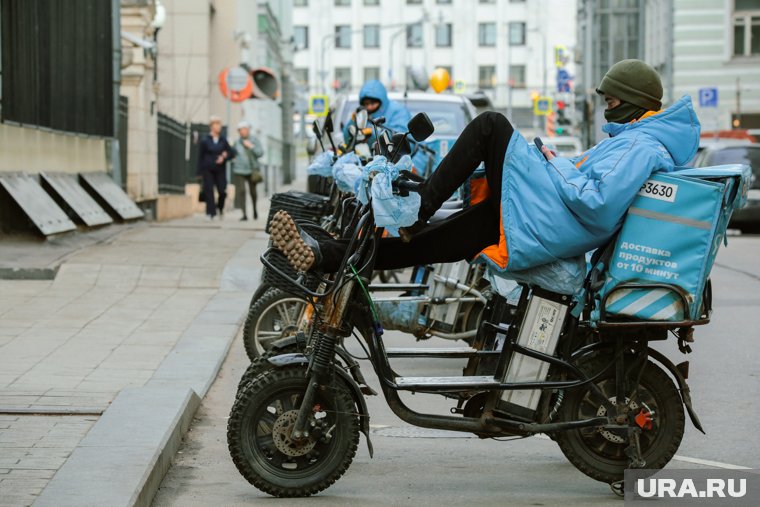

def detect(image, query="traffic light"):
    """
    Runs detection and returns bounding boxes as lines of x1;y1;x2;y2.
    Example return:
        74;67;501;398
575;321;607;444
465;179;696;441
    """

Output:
545;112;556;137
556;100;571;135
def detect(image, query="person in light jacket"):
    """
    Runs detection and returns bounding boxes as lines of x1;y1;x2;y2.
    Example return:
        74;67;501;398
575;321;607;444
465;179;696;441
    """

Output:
197;116;235;219
232;120;265;221
270;60;701;277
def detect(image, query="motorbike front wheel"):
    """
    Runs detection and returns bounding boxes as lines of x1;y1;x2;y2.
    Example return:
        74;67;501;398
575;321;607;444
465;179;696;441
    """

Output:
555;356;685;484
227;366;360;497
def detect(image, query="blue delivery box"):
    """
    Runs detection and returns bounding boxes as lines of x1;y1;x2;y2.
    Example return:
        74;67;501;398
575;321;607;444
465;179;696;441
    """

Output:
599;164;750;323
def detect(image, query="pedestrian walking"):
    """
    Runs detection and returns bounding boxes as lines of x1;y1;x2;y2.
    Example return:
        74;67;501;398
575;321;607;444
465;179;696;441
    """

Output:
197;115;235;219
232;120;265;221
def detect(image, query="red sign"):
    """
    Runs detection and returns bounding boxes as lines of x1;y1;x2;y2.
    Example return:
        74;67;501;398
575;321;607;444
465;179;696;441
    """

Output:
218;67;253;102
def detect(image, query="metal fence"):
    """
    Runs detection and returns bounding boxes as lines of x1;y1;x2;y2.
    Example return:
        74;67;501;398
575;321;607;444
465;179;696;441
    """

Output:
118;96;129;187
0;0;114;136
157;112;189;194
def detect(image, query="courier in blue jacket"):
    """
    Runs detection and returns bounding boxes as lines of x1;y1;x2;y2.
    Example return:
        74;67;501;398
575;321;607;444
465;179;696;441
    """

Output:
342;80;411;146
270;60;702;276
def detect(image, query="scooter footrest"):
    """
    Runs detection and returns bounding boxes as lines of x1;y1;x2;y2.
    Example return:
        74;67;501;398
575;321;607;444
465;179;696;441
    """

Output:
395;375;499;390
386;347;478;358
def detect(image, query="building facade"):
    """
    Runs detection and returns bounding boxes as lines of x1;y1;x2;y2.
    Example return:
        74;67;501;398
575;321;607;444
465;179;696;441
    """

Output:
575;0;672;146
672;0;760;132
292;0;577;128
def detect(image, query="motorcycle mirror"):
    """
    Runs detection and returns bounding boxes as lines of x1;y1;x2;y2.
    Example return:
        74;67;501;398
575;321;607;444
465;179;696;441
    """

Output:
355;109;368;130
324;114;334;133
407;112;434;142
312;121;322;138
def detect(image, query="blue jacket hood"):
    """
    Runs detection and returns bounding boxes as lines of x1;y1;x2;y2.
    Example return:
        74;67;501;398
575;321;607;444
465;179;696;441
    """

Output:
359;80;390;117
602;95;701;166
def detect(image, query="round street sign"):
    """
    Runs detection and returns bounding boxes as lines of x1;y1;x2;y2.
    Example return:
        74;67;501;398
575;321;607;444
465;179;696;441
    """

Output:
218;67;254;102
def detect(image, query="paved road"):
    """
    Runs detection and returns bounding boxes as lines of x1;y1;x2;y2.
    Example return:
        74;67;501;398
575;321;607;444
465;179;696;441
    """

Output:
153;234;760;507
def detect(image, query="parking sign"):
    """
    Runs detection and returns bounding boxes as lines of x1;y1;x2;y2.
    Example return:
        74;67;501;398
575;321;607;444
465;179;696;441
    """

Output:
699;87;718;108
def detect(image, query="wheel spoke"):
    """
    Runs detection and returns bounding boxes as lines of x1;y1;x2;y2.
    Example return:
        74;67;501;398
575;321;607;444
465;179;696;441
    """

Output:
276;304;294;326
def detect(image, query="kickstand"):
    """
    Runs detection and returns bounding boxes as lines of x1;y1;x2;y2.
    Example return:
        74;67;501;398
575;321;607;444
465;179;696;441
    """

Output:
610;480;624;497
624;427;647;469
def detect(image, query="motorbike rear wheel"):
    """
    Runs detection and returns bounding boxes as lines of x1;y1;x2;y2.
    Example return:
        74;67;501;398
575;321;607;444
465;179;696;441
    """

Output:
228;366;359;497
555;356;685;484
243;288;308;360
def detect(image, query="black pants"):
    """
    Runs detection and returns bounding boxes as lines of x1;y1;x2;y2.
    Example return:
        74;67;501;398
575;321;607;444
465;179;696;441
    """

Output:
320;112;514;272
202;167;227;217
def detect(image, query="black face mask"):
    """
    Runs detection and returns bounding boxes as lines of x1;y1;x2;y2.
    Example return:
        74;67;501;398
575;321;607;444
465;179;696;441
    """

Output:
604;100;649;124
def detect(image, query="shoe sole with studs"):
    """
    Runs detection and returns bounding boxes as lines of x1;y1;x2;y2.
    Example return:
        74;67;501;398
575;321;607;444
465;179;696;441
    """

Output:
269;211;316;272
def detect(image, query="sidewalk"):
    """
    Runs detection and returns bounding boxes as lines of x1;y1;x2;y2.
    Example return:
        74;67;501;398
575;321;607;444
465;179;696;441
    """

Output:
0;181;296;506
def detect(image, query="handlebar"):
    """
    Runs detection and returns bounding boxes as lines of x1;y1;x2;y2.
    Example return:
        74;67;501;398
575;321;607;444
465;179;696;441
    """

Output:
394;179;423;194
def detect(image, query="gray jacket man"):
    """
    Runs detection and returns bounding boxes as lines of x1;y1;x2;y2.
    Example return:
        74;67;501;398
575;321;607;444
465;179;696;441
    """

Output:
232;120;264;220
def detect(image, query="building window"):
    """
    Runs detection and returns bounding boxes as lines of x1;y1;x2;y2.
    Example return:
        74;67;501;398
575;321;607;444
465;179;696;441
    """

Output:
733;0;760;57
478;65;496;89
294;26;309;50
478;22;496;47
480;0;496;3
364;0;380;4
437;0;452;3
295;0;308;5
335;0;351;5
510;0;525;2
364;24;380;48
335;67;351;91
407;23;423;48
364;67;381;82
508;64;526;88
407;0;422;4
435;23;452;47
294;68;309;87
335;25;352;48
509;21;526;46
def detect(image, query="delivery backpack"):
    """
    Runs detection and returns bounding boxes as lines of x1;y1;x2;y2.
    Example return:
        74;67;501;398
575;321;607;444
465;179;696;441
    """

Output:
595;164;751;324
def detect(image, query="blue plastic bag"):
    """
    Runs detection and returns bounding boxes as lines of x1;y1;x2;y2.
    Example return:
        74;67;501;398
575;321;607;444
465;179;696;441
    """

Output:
357;155;421;228
332;153;363;192
306;152;334;177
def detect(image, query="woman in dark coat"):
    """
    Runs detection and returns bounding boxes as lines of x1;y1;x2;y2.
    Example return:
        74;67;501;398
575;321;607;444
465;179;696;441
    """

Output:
197;115;236;219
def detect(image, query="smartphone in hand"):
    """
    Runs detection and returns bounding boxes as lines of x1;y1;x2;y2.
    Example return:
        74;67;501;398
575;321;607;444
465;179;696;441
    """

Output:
534;137;548;160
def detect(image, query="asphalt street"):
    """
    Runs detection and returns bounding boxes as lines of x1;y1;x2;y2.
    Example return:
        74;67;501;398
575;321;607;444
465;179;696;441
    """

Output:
152;233;760;507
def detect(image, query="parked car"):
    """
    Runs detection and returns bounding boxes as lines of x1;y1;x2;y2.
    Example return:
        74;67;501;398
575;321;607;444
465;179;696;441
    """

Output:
695;140;760;233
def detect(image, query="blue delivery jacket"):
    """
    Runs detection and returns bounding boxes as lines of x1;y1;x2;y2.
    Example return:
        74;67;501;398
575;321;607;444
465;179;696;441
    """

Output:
342;80;411;145
478;95;701;272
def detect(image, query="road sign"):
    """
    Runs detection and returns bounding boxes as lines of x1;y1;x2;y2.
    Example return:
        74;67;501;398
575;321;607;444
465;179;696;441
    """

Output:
533;96;553;116
218;67;253;102
308;95;329;117
554;45;568;68
556;69;571;93
454;80;466;94
699;87;718;108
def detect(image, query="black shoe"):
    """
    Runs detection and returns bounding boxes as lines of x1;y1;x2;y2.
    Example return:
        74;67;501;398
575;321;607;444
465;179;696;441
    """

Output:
269;211;323;271
240;215;248;221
